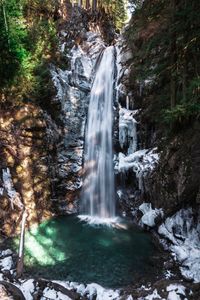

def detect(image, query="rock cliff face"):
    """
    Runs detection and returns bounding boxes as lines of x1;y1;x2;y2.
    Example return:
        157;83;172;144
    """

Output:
147;122;200;214
114;22;200;284
48;7;116;214
0;104;53;235
0;6;116;235
115;26;200;215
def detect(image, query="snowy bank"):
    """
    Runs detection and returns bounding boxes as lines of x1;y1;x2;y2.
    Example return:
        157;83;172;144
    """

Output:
159;208;200;282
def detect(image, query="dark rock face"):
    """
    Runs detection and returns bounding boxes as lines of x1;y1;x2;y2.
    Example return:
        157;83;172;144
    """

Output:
115;29;200;219
115;15;200;285
147;122;200;215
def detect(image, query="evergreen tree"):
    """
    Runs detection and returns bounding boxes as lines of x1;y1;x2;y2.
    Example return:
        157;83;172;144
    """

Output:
0;0;27;88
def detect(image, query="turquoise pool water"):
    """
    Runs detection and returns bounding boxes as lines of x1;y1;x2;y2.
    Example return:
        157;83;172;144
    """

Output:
18;215;163;287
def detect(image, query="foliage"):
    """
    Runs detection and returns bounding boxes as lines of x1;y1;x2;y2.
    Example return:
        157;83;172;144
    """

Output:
100;0;128;29
0;0;58;102
0;0;28;88
163;103;200;125
125;0;200;131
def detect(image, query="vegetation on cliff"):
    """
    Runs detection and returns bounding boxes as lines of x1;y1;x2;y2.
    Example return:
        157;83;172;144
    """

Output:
126;0;200;130
0;0;59;104
0;0;128;105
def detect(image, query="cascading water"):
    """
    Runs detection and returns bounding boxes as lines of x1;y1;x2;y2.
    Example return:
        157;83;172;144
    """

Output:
81;46;115;220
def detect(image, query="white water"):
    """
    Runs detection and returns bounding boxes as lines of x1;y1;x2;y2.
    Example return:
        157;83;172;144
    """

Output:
81;46;115;219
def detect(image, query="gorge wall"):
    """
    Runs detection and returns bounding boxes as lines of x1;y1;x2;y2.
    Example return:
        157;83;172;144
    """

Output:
0;3;116;235
114;0;200;284
0;0;199;286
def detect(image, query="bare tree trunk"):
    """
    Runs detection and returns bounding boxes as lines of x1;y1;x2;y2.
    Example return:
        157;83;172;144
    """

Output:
16;210;27;278
86;0;90;9
170;76;176;109
1;0;9;47
2;0;8;33
182;55;187;103
92;0;97;10
170;0;176;109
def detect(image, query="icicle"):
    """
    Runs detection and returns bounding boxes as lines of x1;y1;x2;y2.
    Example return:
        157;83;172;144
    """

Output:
126;95;129;110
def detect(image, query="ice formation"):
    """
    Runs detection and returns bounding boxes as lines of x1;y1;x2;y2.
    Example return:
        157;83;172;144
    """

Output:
139;203;163;227
159;208;200;282
116;149;159;191
119;106;138;154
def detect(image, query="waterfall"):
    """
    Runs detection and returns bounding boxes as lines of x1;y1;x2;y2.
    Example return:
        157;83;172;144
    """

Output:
81;46;115;219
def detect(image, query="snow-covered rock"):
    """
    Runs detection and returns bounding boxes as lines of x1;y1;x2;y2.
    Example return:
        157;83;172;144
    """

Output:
84;283;120;300
18;279;35;300
0;249;13;257
138;289;162;300
166;284;186;296
166;284;186;300
0;256;13;271
159;208;200;282
139;203;163;227
41;287;71;300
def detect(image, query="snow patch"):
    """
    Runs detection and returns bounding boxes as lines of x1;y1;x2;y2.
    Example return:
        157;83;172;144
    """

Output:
84;283;120;300
0;256;13;271
166;284;186;296
126;296;133;300
139;203;163;227
41;287;71;300
164;270;173;279
138;289;162;300
0;249;13;257
166;284;186;300
167;291;181;300
18;279;35;300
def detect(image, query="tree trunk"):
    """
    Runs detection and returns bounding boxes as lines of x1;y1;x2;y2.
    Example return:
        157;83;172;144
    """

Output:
16;210;27;278
1;0;9;47
170;0;177;109
86;0;90;9
92;0;97;10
